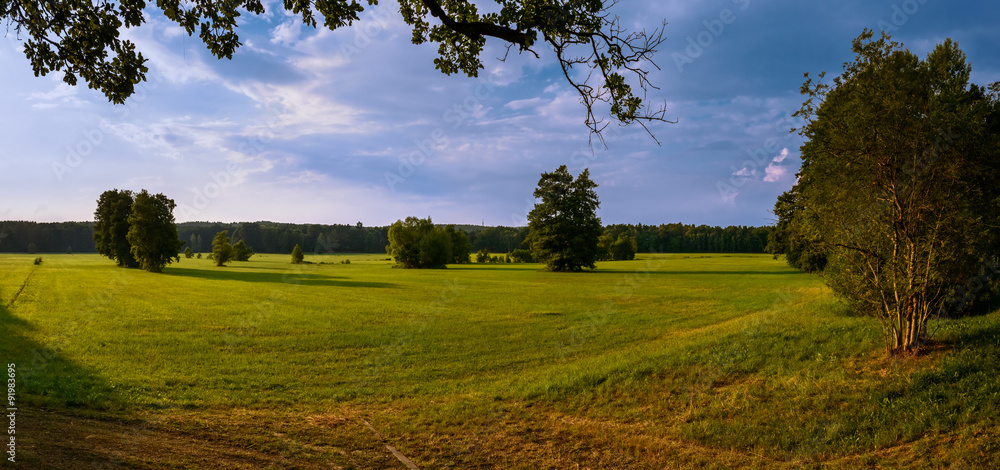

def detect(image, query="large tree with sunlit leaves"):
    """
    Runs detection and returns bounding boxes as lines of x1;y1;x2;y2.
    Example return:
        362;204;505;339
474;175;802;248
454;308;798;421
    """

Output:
778;30;1000;355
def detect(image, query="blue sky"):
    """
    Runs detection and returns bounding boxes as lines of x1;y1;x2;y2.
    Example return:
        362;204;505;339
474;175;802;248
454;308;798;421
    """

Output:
2;0;998;227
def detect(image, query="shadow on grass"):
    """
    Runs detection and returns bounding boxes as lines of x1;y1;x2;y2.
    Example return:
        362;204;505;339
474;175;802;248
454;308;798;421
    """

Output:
592;269;802;276
444;266;801;275
854;314;1000;461
163;267;399;288
0;302;138;467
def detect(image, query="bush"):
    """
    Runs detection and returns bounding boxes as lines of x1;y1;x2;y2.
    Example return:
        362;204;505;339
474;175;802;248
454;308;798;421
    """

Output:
386;217;454;268
510;249;534;263
341;259;351;264
184;247;194;258
291;244;304;264
232;240;254;261
33;257;43;265
476;249;490;264
196;253;202;259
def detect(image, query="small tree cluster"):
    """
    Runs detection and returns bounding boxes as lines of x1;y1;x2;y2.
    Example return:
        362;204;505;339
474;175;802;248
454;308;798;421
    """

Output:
386;217;471;269
598;232;637;261
94;189;183;273
210;231;256;266
509;249;534;263
476;250;514;264
232;240;254;261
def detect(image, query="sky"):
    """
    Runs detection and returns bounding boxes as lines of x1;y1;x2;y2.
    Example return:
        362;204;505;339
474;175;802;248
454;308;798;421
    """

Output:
2;0;998;227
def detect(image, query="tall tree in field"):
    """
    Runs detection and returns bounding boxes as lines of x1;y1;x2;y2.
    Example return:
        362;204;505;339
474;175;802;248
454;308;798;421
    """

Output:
291;244;305;264
789;30;1000;354
1;1;670;141
126;190;183;273
526;165;602;272
212;231;234;267
94;189;138;268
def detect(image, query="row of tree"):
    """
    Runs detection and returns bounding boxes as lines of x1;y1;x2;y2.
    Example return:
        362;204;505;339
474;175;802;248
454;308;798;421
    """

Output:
0;220;772;255
180;221;389;255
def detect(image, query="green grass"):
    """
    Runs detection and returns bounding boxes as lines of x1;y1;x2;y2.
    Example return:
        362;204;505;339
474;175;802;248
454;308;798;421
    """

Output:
2;253;999;468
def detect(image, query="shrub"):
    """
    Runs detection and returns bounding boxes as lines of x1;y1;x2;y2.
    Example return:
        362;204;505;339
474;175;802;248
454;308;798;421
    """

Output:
33;257;43;265
232;240;254;261
510;249;534;263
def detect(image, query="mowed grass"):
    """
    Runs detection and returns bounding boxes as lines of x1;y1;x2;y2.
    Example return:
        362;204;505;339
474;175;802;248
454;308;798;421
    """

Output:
2;253;1000;468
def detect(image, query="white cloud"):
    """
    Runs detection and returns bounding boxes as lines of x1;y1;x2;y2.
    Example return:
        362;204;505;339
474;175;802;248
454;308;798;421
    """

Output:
505;97;542;110
763;164;786;182
27;82;87;108
270;20;303;45
763;148;793;182
121;25;219;85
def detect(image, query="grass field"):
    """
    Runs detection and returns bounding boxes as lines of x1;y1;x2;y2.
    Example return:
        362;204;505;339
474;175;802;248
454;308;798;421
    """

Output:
2;253;999;468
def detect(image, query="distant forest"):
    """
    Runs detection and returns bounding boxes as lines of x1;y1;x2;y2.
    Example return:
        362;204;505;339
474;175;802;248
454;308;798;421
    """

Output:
0;221;772;255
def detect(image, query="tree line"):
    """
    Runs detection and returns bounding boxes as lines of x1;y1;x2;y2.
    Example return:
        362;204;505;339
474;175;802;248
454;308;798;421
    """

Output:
0;219;772;256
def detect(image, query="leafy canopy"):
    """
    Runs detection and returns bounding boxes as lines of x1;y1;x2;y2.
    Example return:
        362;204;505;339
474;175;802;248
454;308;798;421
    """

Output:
784;30;1000;354
386;217;464;268
211;231;234;267
526;165;602;272
94;189;138;268
2;0;671;141
126;190;183;273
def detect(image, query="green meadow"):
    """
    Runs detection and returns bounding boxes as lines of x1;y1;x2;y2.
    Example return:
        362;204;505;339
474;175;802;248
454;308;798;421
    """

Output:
2;253;999;468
